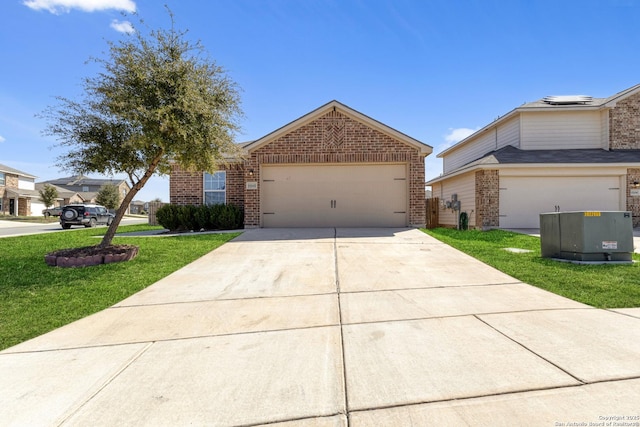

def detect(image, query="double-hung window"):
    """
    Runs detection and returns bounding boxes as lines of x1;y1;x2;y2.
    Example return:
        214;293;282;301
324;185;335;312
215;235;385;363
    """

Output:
204;171;226;205
0;172;5;186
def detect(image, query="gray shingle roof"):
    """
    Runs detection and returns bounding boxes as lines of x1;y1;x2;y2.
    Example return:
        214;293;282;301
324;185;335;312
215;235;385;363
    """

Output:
0;163;36;178
428;146;640;185
481;145;640;164
42;175;126;186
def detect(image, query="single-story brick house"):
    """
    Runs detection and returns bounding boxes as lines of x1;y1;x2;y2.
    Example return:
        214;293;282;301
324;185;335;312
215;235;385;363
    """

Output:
171;100;432;228
427;83;640;229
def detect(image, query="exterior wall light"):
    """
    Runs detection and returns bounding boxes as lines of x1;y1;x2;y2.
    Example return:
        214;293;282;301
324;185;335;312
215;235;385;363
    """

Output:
248;169;254;176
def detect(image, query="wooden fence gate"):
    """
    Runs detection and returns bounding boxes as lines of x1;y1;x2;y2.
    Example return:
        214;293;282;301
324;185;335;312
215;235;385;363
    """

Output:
425;198;439;229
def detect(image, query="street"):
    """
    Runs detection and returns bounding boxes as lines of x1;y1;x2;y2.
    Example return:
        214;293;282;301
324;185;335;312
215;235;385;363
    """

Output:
0;217;148;238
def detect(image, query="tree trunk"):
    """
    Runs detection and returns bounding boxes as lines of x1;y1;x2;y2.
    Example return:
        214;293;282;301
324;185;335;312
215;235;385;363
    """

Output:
98;153;163;248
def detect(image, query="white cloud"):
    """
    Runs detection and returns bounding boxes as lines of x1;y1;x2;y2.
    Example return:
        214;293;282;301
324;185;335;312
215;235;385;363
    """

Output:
23;0;136;14
0;135;5;143
110;19;134;33
444;127;477;146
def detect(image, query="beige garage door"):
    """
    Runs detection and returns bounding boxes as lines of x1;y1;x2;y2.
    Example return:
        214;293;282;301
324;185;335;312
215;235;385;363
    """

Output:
261;164;408;227
499;176;622;228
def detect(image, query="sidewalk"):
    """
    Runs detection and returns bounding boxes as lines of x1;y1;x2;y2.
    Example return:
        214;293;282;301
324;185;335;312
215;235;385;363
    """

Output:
1;228;639;426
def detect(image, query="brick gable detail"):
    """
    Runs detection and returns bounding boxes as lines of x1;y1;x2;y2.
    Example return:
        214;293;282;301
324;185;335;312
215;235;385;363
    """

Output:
244;110;426;227
170;109;427;228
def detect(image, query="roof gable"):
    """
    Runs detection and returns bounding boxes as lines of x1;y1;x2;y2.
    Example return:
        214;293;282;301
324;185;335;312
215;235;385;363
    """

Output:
244;100;432;155
0;163;36;179
438;83;640;158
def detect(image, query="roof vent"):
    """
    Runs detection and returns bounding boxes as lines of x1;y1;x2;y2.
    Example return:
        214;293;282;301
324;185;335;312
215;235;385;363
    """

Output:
542;95;593;105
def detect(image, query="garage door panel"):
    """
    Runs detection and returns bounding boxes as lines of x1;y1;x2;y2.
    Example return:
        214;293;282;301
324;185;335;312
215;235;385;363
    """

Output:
499;176;621;228
262;164;407;228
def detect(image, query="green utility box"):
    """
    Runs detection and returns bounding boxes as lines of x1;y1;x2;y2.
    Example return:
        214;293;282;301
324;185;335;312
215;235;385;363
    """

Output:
540;211;634;262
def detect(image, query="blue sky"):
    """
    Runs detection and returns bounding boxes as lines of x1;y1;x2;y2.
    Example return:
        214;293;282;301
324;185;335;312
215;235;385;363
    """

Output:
1;0;639;202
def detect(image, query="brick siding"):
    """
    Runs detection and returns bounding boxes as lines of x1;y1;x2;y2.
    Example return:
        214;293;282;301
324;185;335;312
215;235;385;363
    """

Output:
627;168;640;227
1;174;20;215
170;163;244;209
610;91;640;150
170;166;204;206
475;170;499;229
170;109;427;228
245;110;426;227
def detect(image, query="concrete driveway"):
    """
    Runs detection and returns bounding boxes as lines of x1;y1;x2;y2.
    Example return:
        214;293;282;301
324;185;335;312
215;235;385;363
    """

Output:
1;228;639;426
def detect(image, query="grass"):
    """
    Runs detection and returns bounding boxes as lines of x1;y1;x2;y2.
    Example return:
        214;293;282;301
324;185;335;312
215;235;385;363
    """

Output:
422;228;640;309
0;224;240;350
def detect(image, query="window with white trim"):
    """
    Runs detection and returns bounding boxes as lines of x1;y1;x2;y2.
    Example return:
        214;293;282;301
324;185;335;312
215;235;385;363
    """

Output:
204;171;226;205
0;172;5;186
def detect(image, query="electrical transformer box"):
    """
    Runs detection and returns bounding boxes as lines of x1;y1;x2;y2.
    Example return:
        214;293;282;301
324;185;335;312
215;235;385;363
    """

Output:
540;211;634;262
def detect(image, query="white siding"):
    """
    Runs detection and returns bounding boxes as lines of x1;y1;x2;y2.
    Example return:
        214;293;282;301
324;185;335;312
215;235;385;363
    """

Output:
18;177;35;191
600;110;609;149
496;116;520;149
433;172;476;228
444;116;520;174
520;111;602;150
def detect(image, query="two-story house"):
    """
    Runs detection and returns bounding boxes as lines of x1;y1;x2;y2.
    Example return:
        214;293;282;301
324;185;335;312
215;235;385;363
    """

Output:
40;175;131;211
427;83;640;229
0;163;40;216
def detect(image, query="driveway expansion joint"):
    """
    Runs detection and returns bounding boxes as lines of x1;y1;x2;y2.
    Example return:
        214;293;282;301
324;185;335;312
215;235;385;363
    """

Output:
57;341;154;426
473;314;586;384
334;227;351;423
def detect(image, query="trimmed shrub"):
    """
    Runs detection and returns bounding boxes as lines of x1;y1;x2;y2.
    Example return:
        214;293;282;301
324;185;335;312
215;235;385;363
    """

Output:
156;204;244;231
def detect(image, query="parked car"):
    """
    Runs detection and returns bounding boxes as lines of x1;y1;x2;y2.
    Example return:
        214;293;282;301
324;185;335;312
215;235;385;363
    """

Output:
60;204;114;229
42;206;63;217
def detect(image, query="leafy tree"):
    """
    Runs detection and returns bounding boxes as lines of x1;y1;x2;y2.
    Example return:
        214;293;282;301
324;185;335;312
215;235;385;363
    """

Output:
42;10;242;248
39;184;58;208
96;183;120;210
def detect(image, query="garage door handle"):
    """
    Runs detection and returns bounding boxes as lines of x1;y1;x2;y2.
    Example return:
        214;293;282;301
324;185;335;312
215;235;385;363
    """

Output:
330;200;336;208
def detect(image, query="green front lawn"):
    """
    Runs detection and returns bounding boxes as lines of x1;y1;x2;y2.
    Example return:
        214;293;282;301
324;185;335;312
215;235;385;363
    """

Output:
422;228;640;309
0;225;240;351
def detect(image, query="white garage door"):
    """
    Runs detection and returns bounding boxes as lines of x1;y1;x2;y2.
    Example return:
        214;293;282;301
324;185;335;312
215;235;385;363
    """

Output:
261;164;408;227
499;176;622;228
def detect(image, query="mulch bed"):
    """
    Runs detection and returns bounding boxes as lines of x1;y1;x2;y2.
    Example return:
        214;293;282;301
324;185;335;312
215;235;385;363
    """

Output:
45;244;139;268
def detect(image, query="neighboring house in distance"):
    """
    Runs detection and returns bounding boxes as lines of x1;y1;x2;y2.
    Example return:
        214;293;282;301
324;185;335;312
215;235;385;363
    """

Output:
39;175;131;212
427;83;640;229
0;163;41;216
34;183;85;208
129;200;147;214
170;100;432;228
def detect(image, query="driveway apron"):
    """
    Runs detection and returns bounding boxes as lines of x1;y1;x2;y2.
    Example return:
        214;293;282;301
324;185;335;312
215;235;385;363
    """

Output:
1;228;639;426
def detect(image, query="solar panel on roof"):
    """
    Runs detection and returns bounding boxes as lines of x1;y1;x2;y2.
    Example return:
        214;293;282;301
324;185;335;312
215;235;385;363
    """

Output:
542;95;593;105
